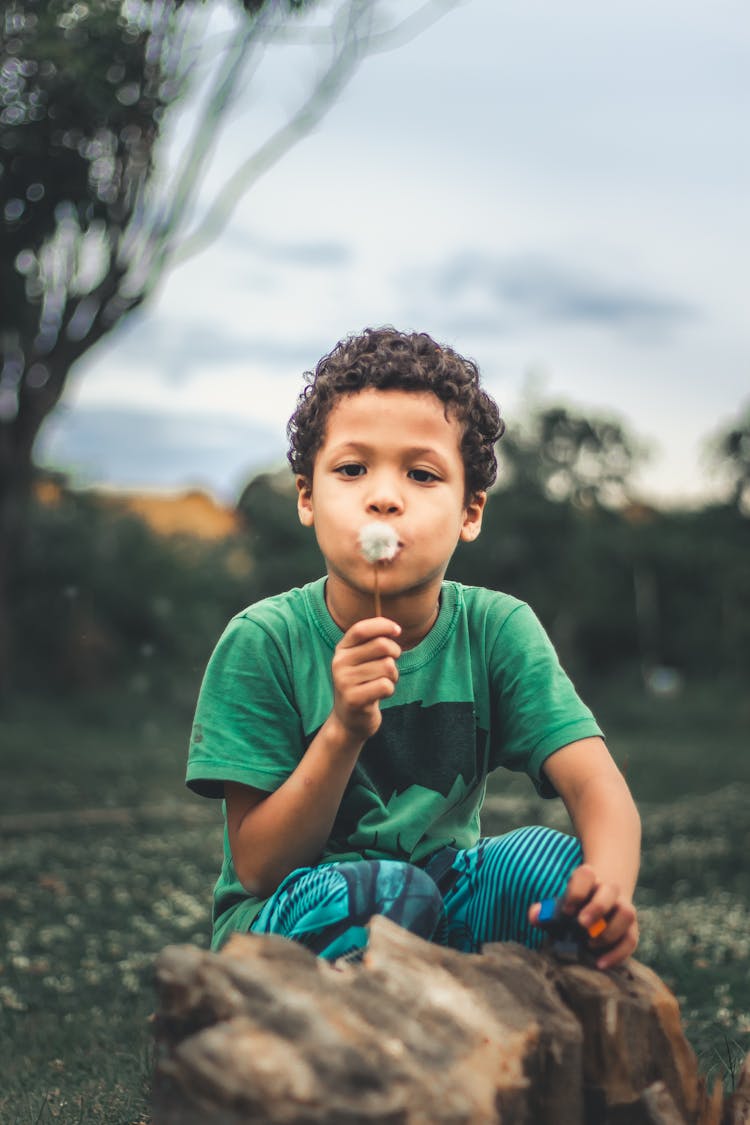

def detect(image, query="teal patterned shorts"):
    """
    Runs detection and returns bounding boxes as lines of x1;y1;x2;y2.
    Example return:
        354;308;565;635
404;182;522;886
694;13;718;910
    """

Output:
249;826;582;960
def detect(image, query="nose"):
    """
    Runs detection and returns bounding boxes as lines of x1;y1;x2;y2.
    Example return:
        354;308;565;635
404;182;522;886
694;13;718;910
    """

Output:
365;472;404;516
367;495;403;515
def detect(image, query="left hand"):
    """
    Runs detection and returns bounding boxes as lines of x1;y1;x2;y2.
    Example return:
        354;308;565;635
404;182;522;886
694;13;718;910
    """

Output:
529;863;639;969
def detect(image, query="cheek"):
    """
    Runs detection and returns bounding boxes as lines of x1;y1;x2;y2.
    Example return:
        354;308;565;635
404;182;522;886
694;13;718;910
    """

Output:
314;519;348;554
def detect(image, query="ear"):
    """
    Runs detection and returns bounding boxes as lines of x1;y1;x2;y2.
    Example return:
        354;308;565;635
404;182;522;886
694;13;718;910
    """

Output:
459;491;486;542
296;475;314;527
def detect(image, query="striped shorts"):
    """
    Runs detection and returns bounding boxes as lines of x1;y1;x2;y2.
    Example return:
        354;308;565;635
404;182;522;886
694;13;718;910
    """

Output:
249;826;582;960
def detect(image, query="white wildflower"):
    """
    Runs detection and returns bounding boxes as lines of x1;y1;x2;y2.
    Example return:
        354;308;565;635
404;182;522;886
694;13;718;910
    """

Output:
0;985;27;1012
358;522;400;563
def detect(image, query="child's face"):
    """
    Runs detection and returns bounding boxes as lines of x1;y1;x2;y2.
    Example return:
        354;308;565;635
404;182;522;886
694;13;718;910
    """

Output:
296;388;485;612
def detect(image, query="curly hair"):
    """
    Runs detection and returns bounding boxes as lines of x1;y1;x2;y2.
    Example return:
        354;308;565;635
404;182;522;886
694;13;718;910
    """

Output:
287;327;505;497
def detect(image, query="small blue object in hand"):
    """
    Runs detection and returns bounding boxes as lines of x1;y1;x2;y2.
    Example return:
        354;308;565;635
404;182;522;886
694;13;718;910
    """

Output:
536;897;591;962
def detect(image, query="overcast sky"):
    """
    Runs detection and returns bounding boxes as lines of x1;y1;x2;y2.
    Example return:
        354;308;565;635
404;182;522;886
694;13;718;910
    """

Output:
37;0;749;506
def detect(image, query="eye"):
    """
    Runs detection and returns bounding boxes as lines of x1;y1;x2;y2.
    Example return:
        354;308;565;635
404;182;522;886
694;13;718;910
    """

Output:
334;463;365;478
408;468;439;483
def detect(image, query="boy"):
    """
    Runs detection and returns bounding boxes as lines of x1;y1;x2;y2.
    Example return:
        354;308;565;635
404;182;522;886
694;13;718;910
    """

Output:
187;327;640;968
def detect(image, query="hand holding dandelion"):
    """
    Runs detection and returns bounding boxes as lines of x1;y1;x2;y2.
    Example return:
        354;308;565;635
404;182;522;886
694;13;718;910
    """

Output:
358;522;401;616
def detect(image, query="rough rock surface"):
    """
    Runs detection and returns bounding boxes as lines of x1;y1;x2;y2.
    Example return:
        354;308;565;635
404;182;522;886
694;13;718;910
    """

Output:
153;915;736;1125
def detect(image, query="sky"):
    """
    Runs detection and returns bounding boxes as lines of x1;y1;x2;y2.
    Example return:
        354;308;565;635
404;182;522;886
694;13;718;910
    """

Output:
36;0;749;508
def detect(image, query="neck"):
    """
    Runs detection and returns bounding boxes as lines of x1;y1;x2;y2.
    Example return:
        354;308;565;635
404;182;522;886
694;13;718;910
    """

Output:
390;597;441;650
325;577;442;649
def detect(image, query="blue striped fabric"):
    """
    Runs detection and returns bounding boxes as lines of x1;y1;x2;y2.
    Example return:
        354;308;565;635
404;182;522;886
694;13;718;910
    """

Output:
251;858;444;960
250;826;582;960
441;828;583;952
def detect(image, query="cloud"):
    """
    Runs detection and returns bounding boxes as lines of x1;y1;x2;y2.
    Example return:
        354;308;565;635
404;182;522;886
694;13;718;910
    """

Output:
104;314;326;381
404;252;696;342
35;404;286;499
225;226;354;269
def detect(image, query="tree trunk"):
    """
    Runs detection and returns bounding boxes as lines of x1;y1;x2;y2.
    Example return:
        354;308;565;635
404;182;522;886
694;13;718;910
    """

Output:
0;347;75;701
0;443;33;702
152;916;728;1125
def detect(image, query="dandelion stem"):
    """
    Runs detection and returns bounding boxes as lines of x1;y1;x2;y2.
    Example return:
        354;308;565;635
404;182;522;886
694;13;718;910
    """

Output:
374;564;381;618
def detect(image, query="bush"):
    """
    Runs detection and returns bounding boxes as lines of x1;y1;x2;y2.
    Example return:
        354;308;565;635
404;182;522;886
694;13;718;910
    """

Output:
12;488;253;700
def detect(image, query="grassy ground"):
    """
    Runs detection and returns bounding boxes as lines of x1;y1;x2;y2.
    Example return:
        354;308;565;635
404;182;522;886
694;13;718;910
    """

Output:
1;681;748;1123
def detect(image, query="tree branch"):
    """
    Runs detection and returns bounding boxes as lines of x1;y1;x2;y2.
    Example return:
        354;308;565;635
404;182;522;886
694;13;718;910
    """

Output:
167;0;463;269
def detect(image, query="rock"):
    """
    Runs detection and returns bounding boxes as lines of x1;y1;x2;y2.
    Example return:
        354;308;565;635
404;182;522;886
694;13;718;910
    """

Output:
152;916;725;1125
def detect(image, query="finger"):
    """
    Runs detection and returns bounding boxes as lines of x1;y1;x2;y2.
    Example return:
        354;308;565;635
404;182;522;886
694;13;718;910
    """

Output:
595;925;639;970
339;617;402;647
345;678;398;707
528;903;541;926
340;658;399;686
347;637;403;663
577;884;618;931
588;901;637;948
334;640;402;673
562;864;598;914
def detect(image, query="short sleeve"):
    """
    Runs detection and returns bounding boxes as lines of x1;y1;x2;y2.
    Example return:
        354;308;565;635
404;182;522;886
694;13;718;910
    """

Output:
186;614;306;798
488;602;603;796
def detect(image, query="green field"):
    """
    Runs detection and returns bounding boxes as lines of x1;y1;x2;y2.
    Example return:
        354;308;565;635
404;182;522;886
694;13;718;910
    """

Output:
1;682;749;1123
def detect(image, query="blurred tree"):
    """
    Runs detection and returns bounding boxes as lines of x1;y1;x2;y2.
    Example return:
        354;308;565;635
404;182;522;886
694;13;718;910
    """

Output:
13;477;253;698
537;407;643;509
237;469;323;598
498;404;645;509
0;0;460;696
708;403;750;515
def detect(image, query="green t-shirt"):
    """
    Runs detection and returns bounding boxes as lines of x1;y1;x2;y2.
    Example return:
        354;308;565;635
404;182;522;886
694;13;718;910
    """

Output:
187;578;602;948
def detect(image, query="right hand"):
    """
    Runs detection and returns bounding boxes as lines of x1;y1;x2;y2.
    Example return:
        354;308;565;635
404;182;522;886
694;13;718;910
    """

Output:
330;617;402;743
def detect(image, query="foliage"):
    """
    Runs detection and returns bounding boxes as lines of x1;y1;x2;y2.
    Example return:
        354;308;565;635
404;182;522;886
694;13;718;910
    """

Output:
236;468;324;599
11;480;254;699
706;401;750;515
1;0;186;496
497;403;646;509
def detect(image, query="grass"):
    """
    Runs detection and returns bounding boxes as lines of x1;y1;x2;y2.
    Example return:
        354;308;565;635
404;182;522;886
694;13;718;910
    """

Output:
1;680;748;1122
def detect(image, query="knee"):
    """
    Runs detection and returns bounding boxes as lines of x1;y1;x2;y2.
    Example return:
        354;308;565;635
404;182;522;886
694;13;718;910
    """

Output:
379;861;445;937
479;826;583;891
341;860;444;938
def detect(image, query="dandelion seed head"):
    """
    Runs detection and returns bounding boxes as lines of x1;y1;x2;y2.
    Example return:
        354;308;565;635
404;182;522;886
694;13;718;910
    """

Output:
358;522;401;563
